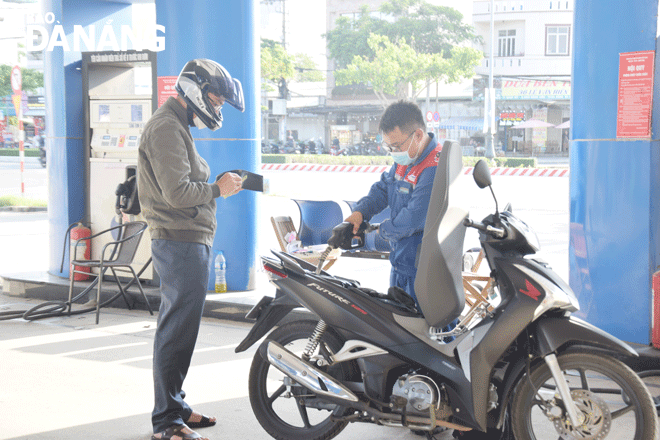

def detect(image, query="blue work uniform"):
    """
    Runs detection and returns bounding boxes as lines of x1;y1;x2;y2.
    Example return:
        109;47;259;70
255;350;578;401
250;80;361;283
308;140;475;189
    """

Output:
353;133;440;306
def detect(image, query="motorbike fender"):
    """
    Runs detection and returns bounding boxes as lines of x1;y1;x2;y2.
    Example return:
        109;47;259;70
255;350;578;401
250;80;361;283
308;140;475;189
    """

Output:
234;291;299;353
534;315;638;358
493;315;638;429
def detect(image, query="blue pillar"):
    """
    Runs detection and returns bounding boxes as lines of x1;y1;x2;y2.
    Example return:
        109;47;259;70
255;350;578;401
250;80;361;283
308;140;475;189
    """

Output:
155;0;260;291
570;0;660;344
44;0;132;277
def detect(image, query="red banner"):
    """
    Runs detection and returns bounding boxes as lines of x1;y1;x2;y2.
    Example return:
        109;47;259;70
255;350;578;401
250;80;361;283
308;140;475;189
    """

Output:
617;51;655;138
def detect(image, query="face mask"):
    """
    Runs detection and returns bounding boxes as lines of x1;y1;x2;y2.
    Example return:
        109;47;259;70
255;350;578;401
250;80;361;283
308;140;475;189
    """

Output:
193;114;209;130
390;133;419;166
187;106;219;130
391;150;415;166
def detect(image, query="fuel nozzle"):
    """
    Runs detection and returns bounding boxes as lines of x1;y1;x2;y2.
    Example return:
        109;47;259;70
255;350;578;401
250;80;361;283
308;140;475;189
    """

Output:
328;221;368;250
315;221;379;274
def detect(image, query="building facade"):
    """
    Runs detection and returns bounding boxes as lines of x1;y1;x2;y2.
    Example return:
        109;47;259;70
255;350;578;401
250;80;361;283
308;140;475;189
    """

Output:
264;0;573;155
472;0;573;153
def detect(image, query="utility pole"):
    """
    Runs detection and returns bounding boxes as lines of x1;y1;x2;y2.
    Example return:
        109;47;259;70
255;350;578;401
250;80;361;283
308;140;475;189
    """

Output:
281;0;286;49
485;0;496;159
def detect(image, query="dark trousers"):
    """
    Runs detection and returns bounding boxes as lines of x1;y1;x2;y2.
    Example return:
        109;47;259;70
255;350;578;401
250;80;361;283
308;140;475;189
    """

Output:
151;239;210;433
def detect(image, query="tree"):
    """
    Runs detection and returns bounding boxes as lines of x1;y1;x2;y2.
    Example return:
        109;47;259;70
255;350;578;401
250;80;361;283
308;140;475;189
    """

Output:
0;65;44;97
326;0;478;68
261;38;295;89
292;53;324;82
335;33;481;108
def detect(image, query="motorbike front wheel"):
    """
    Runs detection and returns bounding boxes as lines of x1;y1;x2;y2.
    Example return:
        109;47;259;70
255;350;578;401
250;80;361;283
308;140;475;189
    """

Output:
511;352;657;440
248;320;353;440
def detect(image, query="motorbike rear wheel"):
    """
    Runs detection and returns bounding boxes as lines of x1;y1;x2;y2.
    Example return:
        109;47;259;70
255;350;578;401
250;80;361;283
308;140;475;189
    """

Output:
248;320;352;440
511;352;657;440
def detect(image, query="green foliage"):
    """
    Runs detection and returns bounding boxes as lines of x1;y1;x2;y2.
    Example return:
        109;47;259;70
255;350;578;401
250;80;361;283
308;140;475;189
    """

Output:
261;39;295;84
262;154;287;164
0;65;44;97
0;195;47;208
293;54;324;82
261;39;323;97
0;148;40;157
335;34;419;102
335;34;481;105
493;157;538;168
326;0;479;68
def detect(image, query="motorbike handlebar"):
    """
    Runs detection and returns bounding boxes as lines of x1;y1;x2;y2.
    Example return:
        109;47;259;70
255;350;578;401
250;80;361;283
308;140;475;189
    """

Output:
463;218;506;238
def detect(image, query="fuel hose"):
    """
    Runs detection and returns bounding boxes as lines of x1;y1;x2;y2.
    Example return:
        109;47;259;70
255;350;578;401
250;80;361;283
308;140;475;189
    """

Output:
0;220;152;321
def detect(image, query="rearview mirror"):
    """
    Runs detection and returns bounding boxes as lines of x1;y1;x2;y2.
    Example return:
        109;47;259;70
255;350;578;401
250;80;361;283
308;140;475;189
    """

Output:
473;160;492;189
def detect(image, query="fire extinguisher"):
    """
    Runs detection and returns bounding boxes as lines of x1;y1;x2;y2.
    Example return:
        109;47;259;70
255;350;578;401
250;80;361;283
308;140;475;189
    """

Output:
69;222;91;281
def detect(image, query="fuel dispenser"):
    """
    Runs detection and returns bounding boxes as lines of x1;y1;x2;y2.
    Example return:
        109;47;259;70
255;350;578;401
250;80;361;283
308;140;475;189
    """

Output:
82;50;157;282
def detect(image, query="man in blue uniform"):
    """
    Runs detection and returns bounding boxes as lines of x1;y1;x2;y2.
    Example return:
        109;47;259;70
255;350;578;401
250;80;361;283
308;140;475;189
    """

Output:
345;100;442;309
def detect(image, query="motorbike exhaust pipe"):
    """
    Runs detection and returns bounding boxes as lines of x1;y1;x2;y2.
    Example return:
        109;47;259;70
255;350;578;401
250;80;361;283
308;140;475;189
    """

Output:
266;341;359;403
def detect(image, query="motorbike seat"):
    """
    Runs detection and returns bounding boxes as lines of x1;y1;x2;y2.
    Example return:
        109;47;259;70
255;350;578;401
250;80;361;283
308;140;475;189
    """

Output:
415;140;468;328
347;285;421;316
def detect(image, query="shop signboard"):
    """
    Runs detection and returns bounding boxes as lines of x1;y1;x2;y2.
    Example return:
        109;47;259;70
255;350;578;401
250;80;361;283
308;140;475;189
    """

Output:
499;111;525;126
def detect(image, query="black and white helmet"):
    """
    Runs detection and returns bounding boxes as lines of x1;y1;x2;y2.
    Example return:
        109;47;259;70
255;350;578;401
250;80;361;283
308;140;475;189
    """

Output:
175;59;244;130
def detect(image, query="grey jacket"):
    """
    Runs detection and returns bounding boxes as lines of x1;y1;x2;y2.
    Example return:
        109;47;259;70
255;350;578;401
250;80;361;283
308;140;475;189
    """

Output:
137;97;221;246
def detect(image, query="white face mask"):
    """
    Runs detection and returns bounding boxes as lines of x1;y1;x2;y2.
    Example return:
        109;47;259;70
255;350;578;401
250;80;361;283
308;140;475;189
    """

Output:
192;114;209;130
390;134;419;166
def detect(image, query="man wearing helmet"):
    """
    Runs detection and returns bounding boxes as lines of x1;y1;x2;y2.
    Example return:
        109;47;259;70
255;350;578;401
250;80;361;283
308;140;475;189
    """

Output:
138;59;245;440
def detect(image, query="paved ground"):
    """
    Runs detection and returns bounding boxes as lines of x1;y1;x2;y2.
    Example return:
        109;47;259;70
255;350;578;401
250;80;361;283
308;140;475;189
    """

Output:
0;295;455;440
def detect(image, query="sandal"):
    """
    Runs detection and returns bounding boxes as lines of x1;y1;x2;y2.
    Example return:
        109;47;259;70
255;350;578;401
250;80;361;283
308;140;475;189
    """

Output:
186;413;216;429
152;425;202;440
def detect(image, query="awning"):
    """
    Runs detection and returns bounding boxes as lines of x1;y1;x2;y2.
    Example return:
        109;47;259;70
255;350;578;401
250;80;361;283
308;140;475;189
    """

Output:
439;118;486;131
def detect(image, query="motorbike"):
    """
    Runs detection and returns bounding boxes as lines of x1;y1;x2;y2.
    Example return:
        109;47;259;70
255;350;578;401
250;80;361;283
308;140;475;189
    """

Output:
330;145;347;156
360;140;382;156
304;139;323;155
236;140;657;440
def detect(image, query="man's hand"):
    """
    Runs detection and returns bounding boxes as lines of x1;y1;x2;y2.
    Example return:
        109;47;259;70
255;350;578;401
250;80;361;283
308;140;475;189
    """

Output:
344;211;364;234
217;172;243;198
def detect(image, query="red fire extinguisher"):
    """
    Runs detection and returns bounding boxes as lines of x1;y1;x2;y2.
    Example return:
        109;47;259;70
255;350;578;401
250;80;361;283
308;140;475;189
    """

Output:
70;222;91;281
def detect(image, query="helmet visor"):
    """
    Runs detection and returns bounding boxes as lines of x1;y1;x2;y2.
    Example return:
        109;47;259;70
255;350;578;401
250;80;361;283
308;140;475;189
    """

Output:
225;78;245;112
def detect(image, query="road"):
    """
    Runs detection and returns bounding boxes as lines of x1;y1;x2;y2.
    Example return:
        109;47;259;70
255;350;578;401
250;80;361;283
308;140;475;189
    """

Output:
0;156;47;199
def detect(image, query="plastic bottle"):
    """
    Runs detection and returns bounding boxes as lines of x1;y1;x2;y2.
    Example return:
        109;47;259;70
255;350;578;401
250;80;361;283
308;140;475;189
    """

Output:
214;250;227;293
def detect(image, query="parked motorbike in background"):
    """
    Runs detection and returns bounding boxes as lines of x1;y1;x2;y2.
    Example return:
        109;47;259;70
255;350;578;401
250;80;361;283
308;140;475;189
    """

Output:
261;139;273;154
304;138;323;155
330;144;347;156
236;141;657;440
316;138;326;154
345;143;362;156
280;138;302;154
360;139;382;156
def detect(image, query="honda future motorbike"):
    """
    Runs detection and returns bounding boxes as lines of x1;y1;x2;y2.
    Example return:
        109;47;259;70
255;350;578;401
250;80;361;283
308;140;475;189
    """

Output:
235;141;657;440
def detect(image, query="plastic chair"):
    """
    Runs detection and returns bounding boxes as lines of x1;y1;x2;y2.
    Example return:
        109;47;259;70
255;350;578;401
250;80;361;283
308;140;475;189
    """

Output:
270;216;338;270
67;221;153;324
292;199;344;247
